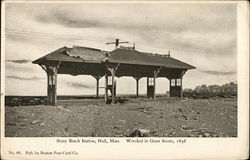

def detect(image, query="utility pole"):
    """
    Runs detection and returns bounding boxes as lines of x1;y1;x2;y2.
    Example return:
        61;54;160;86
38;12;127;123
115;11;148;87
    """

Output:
106;39;129;49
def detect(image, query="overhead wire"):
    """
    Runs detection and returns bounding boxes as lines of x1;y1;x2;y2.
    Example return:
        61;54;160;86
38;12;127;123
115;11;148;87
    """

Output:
5;28;112;43
6;28;110;40
5;28;176;53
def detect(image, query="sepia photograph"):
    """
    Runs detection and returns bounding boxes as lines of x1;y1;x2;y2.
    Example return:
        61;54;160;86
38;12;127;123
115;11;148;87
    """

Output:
1;0;249;159
4;1;238;138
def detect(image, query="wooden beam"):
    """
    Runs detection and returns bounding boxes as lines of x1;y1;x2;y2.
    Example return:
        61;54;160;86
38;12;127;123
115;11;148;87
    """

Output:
153;75;156;101
154;67;162;77
181;70;187;77
180;70;186;100
133;76;142;98
41;62;60;106
39;64;52;105
136;78;139;97
52;62;61;106
51;73;57;106
105;63;120;104
105;74;108;103
180;78;183;100
111;68;115;104
169;78;171;97
96;78;99;98
92;75;102;98
105;63;120;73
146;77;149;98
47;73;52;104
47;70;54;105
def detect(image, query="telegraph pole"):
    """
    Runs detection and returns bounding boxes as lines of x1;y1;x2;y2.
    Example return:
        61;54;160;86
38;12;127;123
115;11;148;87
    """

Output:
106;39;129;49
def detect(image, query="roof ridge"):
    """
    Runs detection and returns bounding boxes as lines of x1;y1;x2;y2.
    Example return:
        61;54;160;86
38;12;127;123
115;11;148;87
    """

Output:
140;51;170;58
114;48;171;58
72;45;102;52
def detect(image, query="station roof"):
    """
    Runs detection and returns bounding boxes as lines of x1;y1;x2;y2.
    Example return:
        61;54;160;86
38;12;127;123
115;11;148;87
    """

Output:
33;45;195;68
108;48;195;69
33;45;195;78
32;46;106;63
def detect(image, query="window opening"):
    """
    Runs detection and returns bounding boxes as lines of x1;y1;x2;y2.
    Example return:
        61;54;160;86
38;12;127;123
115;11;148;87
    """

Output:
171;79;175;86
148;77;154;86
176;79;181;86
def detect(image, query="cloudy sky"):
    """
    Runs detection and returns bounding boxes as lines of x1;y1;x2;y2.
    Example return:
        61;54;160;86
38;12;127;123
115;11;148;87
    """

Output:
4;2;237;96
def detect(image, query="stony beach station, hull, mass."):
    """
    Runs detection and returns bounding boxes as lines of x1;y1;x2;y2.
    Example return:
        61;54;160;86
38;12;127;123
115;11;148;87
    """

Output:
33;41;195;105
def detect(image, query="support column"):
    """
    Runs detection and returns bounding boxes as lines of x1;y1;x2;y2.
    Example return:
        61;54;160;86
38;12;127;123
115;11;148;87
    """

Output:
136;78;139;97
146;77;149;98
180;70;186;100
111;69;115;104
105;63;120;104
40;62;60;106
180;78;183;100
133;76;141;98
153;74;156;101
47;73;52;103
169;78;172;97
93;75;101;98
96;78;99;98
51;71;57;106
105;74;108;102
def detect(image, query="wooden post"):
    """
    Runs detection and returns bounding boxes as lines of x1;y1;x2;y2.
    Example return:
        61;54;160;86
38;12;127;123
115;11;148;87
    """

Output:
111;68;115;104
45;68;55;105
180;78;183;100
96;77;99;98
92;75;100;98
93;75;103;98
133;76;141;98
105;74;108;103
42;62;60;106
105;63;120;104
39;64;59;106
55;72;58;105
51;71;57;106
180;70;186;100
153;73;156;101
136;78;139;97
47;73;51;104
146;77;149;98
53;62;61;106
40;64;52;105
169;78;171;97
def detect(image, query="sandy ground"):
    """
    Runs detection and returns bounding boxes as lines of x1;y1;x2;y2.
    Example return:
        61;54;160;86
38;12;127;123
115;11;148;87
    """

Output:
5;98;237;137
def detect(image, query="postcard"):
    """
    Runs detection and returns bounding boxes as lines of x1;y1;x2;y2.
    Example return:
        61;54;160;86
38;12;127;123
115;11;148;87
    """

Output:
1;1;249;159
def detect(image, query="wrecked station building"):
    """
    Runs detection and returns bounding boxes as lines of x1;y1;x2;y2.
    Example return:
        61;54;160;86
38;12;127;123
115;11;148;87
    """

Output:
33;44;195;105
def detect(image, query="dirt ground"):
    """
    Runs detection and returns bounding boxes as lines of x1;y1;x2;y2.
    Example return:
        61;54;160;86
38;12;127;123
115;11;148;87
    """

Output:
5;98;237;137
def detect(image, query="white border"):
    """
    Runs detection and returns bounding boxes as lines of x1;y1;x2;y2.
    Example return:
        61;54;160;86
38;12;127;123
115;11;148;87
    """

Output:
1;1;249;160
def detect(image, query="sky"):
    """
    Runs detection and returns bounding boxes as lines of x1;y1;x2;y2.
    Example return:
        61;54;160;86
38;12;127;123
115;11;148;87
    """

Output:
4;2;237;96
